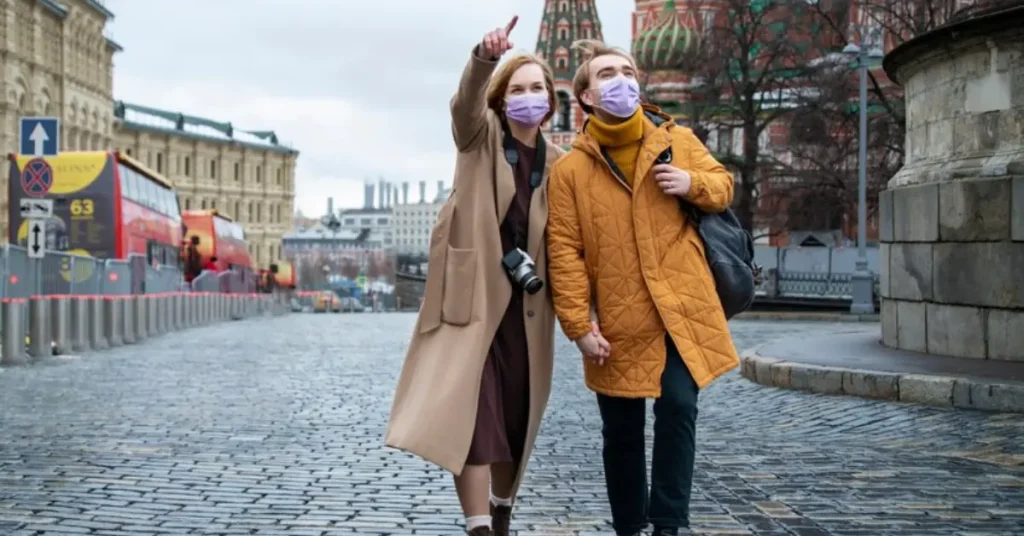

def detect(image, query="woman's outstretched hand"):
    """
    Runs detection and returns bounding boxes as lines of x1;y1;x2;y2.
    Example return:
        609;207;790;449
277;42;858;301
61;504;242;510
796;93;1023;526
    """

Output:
479;16;518;59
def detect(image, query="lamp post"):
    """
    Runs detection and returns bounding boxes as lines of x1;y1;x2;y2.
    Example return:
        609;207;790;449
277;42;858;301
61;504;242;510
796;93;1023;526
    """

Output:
842;42;884;314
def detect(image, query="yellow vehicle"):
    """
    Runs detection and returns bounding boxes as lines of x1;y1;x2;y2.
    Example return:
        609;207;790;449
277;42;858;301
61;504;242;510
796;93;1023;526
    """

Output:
312;290;341;313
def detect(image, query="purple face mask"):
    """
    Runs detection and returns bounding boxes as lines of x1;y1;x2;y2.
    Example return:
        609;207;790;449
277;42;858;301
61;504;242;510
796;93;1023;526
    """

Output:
505;93;550;127
596;76;641;118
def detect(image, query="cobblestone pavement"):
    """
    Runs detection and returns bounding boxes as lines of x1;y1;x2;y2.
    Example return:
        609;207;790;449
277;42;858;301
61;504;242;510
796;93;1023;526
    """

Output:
1;314;1022;536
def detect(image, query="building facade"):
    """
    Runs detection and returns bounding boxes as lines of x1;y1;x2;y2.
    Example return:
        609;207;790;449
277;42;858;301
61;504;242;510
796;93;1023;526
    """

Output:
391;179;449;256
112;101;298;267
0;0;120;239
534;0;605;148
1;0;298;269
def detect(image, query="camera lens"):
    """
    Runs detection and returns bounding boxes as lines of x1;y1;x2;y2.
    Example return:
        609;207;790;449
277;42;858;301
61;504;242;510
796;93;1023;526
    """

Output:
523;276;543;294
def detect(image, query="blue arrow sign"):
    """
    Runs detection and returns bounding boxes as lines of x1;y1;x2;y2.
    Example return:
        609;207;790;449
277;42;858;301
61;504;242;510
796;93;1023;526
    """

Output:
19;117;60;157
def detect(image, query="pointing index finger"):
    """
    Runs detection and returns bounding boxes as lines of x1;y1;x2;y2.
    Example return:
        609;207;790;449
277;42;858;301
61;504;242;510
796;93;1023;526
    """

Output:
505;15;519;35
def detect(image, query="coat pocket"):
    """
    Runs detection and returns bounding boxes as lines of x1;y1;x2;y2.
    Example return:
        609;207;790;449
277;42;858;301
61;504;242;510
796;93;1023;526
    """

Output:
441;246;477;326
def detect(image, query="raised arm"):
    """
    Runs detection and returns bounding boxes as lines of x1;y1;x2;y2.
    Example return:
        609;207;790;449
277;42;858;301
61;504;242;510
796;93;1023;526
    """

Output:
451;16;519;152
680;127;735;213
546;162;592;341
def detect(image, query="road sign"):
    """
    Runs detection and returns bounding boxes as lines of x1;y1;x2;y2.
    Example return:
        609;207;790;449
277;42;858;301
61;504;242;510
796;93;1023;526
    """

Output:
20;158;54;197
19;116;60;157
19;198;53;219
26;218;46;259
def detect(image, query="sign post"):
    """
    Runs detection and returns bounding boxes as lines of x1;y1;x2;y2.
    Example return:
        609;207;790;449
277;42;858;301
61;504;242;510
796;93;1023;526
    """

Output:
19;117;59;296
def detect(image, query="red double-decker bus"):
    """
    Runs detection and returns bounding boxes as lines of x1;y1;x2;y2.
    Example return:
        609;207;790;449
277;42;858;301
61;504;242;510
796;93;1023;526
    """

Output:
8;151;182;265
181;210;252;278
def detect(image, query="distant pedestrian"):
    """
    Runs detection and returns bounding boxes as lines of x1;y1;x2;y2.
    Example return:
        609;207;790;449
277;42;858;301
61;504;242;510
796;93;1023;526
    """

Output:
546;40;740;536
203;256;219;273
385;15;565;536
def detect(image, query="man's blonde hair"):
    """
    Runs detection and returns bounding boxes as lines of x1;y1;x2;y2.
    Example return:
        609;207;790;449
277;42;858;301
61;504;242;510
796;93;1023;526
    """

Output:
570;40;638;114
485;53;558;125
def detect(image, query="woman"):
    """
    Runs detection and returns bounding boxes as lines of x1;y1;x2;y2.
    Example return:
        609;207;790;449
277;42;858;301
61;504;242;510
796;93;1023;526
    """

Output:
385;15;565;536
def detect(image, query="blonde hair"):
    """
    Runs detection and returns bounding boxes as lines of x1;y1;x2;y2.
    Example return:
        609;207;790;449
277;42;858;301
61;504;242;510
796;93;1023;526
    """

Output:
570;40;638;114
486;54;558;125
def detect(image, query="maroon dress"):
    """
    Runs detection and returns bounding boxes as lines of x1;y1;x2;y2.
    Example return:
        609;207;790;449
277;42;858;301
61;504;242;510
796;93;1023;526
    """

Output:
464;139;536;466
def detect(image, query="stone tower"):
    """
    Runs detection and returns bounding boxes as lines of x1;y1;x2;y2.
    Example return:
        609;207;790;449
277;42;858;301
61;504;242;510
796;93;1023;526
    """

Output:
535;0;605;148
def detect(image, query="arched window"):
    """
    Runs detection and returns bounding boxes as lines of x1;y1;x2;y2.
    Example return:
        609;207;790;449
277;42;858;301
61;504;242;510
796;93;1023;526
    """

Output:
558;27;569;40
556;57;568;69
553;90;572;131
559;0;569;12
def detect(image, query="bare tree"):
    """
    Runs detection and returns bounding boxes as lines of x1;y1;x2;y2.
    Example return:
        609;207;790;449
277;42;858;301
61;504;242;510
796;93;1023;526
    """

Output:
679;0;823;233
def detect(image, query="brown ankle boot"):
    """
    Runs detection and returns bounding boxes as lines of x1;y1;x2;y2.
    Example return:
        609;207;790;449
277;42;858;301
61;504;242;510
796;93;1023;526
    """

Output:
490;502;512;536
467;526;493;536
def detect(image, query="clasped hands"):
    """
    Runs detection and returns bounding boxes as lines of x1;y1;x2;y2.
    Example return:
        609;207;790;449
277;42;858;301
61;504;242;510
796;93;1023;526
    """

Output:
575;320;611;366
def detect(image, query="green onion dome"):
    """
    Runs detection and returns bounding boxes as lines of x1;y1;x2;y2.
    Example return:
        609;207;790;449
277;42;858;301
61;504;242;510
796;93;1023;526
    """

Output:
632;0;699;72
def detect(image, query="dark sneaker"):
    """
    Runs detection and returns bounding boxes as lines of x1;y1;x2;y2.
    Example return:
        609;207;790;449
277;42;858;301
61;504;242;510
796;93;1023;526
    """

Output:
652;527;679;536
490;502;512;536
467;526;492;536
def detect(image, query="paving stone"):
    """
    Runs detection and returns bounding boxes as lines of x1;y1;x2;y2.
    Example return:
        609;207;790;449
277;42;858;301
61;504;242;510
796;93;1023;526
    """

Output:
0;315;1022;535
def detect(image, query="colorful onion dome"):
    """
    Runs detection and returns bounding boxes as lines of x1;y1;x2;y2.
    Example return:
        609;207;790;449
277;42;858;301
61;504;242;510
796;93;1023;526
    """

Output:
632;0;699;72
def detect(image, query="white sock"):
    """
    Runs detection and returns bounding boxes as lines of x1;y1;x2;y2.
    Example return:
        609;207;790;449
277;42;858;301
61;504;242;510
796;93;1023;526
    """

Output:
489;492;512;507
466;515;491;530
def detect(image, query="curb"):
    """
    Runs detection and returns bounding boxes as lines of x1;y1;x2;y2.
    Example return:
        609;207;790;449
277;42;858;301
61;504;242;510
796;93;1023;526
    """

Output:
740;346;1024;413
733;312;879;322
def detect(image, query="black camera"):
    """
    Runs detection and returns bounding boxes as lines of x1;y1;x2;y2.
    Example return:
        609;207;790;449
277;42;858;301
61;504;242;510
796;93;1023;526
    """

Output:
501;247;543;295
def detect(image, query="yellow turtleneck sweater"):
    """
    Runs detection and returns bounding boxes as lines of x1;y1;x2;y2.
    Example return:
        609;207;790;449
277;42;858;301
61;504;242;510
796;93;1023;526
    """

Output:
585;110;645;187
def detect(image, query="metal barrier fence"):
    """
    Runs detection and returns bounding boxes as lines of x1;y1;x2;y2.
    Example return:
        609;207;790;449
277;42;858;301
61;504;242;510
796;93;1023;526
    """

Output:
0;244;204;299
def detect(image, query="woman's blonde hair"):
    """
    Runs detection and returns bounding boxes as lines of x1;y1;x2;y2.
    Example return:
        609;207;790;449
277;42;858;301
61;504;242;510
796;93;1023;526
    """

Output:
486;53;558;125
570;40;637;114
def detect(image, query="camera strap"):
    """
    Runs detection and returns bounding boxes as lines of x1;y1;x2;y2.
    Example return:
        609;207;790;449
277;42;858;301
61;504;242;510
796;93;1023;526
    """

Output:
501;122;547;190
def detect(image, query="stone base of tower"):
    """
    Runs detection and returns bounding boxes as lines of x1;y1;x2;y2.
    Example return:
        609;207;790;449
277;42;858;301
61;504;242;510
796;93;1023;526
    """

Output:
878;177;1024;361
879;3;1024;362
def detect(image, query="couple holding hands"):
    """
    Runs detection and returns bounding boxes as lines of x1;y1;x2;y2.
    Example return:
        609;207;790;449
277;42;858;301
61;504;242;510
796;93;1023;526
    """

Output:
385;15;739;536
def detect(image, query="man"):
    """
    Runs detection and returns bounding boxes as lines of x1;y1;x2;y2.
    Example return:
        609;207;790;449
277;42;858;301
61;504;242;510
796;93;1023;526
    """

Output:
546;40;740;536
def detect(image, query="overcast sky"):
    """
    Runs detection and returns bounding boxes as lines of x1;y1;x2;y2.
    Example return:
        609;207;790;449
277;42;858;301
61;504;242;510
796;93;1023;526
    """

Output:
104;0;634;217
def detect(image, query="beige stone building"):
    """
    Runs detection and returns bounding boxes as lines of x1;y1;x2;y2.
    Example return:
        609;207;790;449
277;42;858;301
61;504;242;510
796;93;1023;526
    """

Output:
112;102;298;267
0;0;298;267
0;0;118;236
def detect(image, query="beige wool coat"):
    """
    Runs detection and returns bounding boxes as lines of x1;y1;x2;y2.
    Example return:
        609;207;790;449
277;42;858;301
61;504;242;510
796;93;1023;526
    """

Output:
384;46;564;499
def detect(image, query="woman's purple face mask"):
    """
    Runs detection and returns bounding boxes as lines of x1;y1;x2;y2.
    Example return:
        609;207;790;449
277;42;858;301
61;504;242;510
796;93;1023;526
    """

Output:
504;63;550;127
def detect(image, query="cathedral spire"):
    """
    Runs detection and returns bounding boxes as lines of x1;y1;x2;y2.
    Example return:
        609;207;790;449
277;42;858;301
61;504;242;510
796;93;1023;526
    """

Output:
535;0;605;146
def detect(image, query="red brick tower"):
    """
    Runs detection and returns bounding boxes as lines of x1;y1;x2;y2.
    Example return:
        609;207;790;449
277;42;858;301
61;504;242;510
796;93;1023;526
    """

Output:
534;0;605;149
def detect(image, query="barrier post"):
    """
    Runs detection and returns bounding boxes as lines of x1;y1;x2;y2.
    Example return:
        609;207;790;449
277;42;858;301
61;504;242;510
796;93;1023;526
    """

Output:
28;296;50;359
133;295;148;343
69;296;90;352
1;299;27;366
50;296;72;355
88;296;107;350
123;296;137;344
103;297;123;347
173;293;184;330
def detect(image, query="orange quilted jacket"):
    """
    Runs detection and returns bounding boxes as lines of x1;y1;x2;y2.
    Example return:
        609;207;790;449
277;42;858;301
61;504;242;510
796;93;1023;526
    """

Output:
546;107;740;397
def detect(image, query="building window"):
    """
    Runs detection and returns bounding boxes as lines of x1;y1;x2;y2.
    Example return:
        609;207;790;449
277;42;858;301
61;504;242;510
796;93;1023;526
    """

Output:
558;27;569;40
248;202;253;221
126;148;132;156
184;198;191;210
559;0;568;11
156;152;163;173
234;162;240;180
210;160;217;179
200;199;207;210
276;168;281;184
184;156;191;177
554;90;571;130
235;200;241;219
256;203;262;221
557;57;568;69
256;165;262;182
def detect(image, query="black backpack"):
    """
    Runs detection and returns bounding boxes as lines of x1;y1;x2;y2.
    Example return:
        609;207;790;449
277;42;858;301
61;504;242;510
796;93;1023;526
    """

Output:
602;112;760;319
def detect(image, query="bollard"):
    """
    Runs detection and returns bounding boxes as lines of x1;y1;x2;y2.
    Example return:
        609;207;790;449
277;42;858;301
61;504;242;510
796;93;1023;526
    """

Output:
123;296;137;345
157;294;166;333
1;299;27;366
145;295;156;338
69;296;90;352
88;296;107;350
50;296;72;355
133;295;148;343
103;297;123;347
173;293;183;330
187;293;196;327
28;296;50;359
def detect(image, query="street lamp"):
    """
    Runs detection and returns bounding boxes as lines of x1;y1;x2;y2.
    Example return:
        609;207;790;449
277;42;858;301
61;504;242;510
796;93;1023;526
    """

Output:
843;42;884;314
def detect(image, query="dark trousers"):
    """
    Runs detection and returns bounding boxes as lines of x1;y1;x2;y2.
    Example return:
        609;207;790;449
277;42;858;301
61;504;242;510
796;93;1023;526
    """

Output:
596;336;699;535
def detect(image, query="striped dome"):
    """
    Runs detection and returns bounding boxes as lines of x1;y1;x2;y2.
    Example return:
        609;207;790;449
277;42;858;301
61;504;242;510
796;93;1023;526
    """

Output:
632;0;699;72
